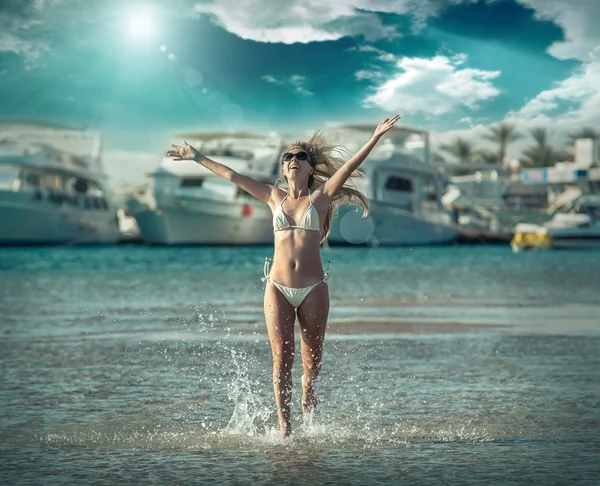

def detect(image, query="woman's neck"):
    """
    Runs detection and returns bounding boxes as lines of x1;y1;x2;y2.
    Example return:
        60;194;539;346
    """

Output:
286;181;310;199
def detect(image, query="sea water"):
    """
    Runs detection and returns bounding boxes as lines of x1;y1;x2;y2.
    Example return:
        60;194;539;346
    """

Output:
1;245;599;485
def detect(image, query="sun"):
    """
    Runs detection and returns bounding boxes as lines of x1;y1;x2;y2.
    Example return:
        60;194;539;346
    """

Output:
126;10;155;41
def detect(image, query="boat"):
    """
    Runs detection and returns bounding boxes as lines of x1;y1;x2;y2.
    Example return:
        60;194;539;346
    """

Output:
511;193;600;251
325;124;458;246
0;123;120;245
441;167;552;243
127;133;285;245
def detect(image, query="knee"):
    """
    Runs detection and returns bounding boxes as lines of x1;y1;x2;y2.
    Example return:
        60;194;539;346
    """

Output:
303;353;322;373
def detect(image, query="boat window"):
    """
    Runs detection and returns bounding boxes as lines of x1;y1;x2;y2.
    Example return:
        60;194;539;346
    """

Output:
180;178;204;188
41;173;63;190
25;173;40;186
422;177;438;201
74;178;89;194
48;191;65;205
385;176;413;192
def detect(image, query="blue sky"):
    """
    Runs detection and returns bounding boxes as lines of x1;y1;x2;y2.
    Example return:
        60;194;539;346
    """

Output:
1;0;599;184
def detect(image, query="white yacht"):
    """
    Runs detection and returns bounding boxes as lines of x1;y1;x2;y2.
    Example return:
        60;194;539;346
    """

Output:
0;124;120;245
127;133;284;245
512;194;600;251
325;124;458;246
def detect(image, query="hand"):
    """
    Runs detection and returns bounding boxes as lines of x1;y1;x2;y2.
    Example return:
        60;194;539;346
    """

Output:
166;141;198;161
373;115;400;139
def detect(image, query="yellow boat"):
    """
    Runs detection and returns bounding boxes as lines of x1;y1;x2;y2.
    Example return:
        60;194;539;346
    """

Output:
511;224;551;252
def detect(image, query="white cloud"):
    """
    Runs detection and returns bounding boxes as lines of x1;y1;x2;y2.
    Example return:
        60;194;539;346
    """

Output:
348;44;396;62
501;60;600;152
261;75;281;84
355;69;384;81
363;54;501;115
192;0;476;44
505;1;600;142
289;75;314;95
515;63;599;121
0;1;50;64
349;44;396;83
433;0;600;159
262;74;314;95
516;0;600;62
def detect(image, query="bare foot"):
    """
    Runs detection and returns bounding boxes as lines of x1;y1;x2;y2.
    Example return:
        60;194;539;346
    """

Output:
301;375;317;414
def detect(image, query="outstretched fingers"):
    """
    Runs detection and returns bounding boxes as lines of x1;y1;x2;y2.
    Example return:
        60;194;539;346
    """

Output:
381;115;400;132
166;143;187;160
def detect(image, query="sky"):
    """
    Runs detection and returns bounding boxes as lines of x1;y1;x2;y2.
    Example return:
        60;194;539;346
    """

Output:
1;0;599;186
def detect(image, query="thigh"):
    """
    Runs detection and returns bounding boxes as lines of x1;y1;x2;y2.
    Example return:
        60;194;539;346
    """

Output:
296;282;330;348
264;282;296;357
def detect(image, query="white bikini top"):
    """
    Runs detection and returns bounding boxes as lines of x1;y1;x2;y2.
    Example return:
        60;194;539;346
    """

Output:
273;191;320;233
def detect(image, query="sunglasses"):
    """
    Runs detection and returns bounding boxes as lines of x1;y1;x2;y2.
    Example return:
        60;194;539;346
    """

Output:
282;151;310;162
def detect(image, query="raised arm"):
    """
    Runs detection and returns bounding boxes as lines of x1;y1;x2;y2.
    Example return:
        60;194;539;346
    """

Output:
322;115;400;197
167;141;275;204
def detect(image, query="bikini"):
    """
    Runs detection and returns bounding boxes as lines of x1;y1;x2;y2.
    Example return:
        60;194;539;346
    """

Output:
262;190;330;309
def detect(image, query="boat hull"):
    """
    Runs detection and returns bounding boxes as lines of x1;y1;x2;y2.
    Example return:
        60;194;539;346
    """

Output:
131;200;274;245
550;227;600;250
328;203;458;246
0;191;120;245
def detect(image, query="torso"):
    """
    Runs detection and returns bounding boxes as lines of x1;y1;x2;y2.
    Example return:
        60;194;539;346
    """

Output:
269;187;329;287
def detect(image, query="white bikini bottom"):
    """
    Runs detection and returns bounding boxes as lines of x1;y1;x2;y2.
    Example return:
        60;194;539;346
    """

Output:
262;258;330;309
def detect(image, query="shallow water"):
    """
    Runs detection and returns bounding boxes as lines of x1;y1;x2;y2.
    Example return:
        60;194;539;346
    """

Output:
1;245;599;484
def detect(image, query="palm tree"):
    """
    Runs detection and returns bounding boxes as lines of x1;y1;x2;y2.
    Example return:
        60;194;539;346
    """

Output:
521;127;560;167
483;122;521;163
439;137;476;163
475;150;500;164
568;127;599;144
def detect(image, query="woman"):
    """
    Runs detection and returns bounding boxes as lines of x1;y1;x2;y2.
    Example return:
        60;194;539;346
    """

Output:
167;115;400;438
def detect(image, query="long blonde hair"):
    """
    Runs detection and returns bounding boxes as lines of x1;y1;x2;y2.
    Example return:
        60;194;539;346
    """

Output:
277;131;370;241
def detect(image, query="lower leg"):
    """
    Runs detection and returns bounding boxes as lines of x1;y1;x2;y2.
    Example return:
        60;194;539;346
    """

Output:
301;342;321;414
272;357;293;437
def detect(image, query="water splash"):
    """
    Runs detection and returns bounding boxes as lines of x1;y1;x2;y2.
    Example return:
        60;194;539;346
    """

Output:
223;348;273;437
